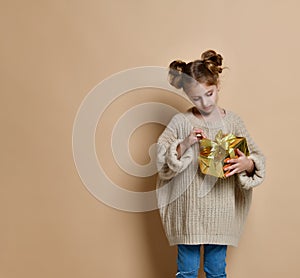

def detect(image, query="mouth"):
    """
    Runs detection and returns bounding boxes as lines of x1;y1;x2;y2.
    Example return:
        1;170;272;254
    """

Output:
194;106;213;115
201;106;212;111
196;106;213;116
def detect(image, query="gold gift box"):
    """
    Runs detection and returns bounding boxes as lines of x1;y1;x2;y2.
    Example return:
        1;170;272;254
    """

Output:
198;130;249;178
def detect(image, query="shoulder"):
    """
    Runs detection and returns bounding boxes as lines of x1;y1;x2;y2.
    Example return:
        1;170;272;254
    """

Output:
166;111;192;131
225;109;244;124
225;110;249;135
169;111;191;124
170;112;186;121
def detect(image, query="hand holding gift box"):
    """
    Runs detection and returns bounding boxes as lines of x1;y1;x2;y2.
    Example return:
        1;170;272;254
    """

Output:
198;130;249;178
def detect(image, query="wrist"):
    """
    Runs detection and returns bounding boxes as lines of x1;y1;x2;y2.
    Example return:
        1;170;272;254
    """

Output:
246;157;255;175
181;138;191;150
176;141;190;160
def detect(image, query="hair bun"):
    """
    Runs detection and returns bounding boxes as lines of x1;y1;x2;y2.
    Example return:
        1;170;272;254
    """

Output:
201;50;223;74
168;60;187;89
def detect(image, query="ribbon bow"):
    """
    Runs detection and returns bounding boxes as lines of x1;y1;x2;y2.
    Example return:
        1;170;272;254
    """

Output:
201;130;237;161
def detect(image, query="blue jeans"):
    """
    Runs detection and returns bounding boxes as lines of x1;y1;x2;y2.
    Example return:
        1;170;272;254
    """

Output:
176;244;227;278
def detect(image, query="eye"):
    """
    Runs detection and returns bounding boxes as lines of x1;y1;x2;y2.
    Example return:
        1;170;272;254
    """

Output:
206;90;213;96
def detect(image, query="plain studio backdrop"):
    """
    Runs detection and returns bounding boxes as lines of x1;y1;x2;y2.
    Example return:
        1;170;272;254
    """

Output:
1;0;299;277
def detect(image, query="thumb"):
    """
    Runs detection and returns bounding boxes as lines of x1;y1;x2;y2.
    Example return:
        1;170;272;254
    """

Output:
235;148;245;157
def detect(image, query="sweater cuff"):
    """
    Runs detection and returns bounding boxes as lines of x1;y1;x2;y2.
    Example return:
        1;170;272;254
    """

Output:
237;154;265;190
166;139;194;174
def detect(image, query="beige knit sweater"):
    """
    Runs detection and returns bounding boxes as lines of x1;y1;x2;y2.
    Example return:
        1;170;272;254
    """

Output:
155;107;265;247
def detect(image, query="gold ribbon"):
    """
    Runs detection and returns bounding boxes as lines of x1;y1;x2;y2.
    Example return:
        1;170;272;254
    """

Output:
200;130;237;161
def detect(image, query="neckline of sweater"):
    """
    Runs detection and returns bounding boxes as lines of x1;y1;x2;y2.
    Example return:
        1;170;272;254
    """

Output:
184;107;233;128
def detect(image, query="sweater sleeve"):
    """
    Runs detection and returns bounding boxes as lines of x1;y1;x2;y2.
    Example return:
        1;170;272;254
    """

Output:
156;114;194;181
234;114;266;190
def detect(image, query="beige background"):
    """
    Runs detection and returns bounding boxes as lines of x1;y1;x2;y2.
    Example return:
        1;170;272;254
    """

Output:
1;0;299;277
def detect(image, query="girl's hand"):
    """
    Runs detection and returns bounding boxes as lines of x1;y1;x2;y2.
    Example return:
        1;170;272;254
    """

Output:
176;128;206;159
182;128;207;149
223;149;255;178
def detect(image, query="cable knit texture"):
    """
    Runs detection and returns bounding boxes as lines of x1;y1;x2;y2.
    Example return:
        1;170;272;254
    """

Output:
156;108;265;247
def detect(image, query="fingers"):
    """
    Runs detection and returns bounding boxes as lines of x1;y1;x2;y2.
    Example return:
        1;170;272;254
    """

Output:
224;149;245;164
223;164;234;173
223;150;250;177
235;148;245;157
223;163;240;177
224;157;238;164
186;128;201;146
224;168;238;178
192;127;207;139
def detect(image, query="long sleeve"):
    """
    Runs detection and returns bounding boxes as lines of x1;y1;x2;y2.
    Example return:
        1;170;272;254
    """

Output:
156;114;194;181
156;109;264;248
234;115;266;190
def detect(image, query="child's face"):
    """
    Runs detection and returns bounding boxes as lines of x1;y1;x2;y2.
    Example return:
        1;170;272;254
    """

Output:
185;82;219;116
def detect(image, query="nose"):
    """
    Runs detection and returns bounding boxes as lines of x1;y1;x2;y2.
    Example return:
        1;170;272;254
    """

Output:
201;97;209;107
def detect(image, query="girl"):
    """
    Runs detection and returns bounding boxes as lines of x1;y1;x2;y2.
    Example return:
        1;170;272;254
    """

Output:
156;50;265;278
